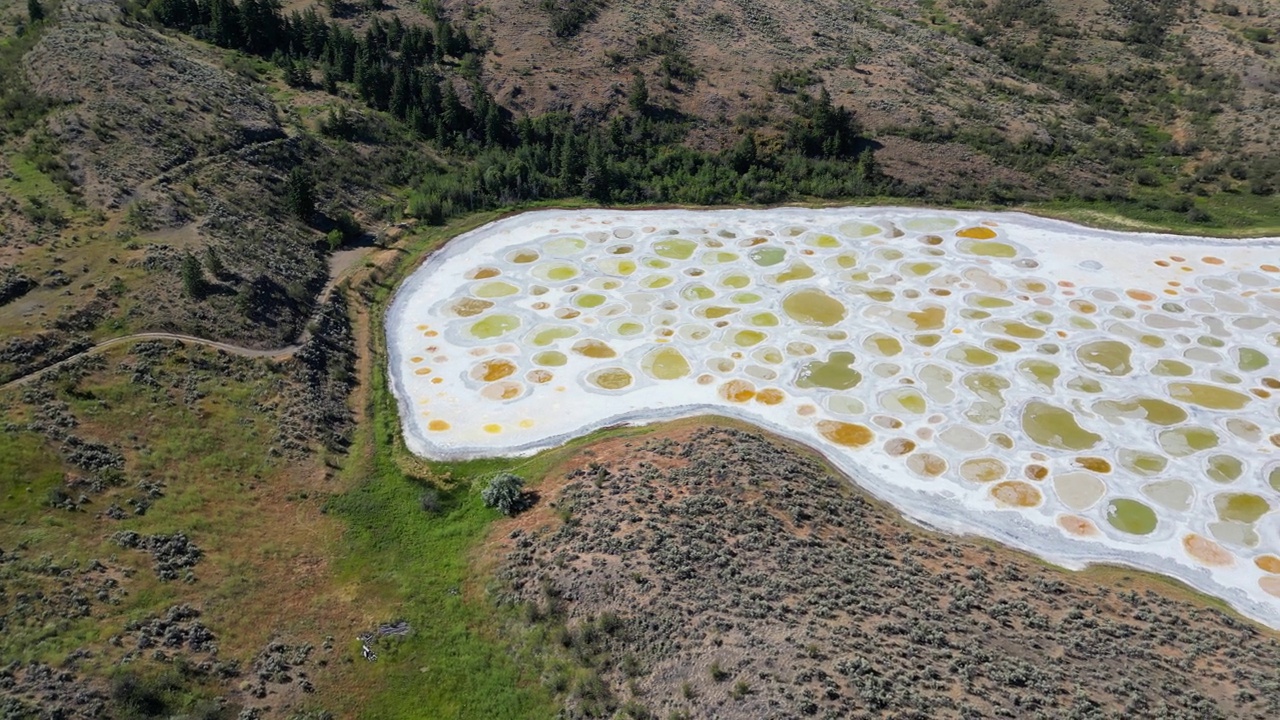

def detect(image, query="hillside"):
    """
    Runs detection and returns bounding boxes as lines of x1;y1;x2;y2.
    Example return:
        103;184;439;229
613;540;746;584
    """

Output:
492;423;1280;719
446;0;1280;203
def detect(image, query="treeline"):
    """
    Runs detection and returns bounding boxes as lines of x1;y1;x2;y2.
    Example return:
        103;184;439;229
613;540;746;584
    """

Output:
405;108;886;223
141;0;894;222
147;0;499;148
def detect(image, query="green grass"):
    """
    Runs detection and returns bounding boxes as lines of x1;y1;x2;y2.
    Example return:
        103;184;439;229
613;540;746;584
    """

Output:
318;209;683;718
996;195;1269;235
1028;192;1280;237
325;357;558;719
0;152;66;203
0;429;64;514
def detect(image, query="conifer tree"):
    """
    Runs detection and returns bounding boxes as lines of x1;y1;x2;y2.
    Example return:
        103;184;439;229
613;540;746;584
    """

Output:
181;252;206;299
204;247;225;279
285;168;315;221
627;73;649;114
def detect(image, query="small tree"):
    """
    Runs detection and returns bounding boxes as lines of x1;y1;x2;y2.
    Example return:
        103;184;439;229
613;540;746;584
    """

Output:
285;168;316;221
28;0;44;23
481;472;526;516
326;229;343;251
627;73;649;114
204;246;225;279
180;252;206;299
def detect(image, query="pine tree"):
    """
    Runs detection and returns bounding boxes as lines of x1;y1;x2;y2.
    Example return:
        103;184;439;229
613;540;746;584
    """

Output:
627;73;649;114
204;247;225;279
582;137;612;203
27;0;43;22
181;253;206;299
389;65;411;119
856;147;879;186
285;169;315;221
728;134;758;175
209;0;244;49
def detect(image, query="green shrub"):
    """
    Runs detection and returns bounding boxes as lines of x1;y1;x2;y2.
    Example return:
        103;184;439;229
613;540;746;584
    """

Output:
481;472;526;515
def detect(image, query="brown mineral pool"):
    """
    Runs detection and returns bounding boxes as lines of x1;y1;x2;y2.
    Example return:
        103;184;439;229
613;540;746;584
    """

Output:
1214;493;1271;523
991;481;1042;508
572;339;617;359
906;452;948;477
960;457;1007;483
1058;515;1098;536
756;388;785;405
471;359;517;382
1183;534;1234;567
1074;456;1112;473
816;420;874;448
884;438;916;456
1261;576;1280;599
587;368;633;391
719;379;757;403
451;297;495;317
480;381;524;401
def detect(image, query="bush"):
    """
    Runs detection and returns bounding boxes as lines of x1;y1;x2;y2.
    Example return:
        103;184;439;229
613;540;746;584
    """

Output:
420;488;442;513
481;472;526;515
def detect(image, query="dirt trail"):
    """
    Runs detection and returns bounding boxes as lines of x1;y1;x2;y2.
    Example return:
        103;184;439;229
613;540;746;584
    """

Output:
0;332;299;391
1;233;381;392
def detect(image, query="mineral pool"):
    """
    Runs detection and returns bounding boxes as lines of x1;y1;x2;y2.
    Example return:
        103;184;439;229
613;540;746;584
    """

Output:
388;207;1280;627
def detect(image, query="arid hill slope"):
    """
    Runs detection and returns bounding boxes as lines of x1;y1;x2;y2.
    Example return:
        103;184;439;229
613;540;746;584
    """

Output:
445;0;1280;197
493;424;1280;719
